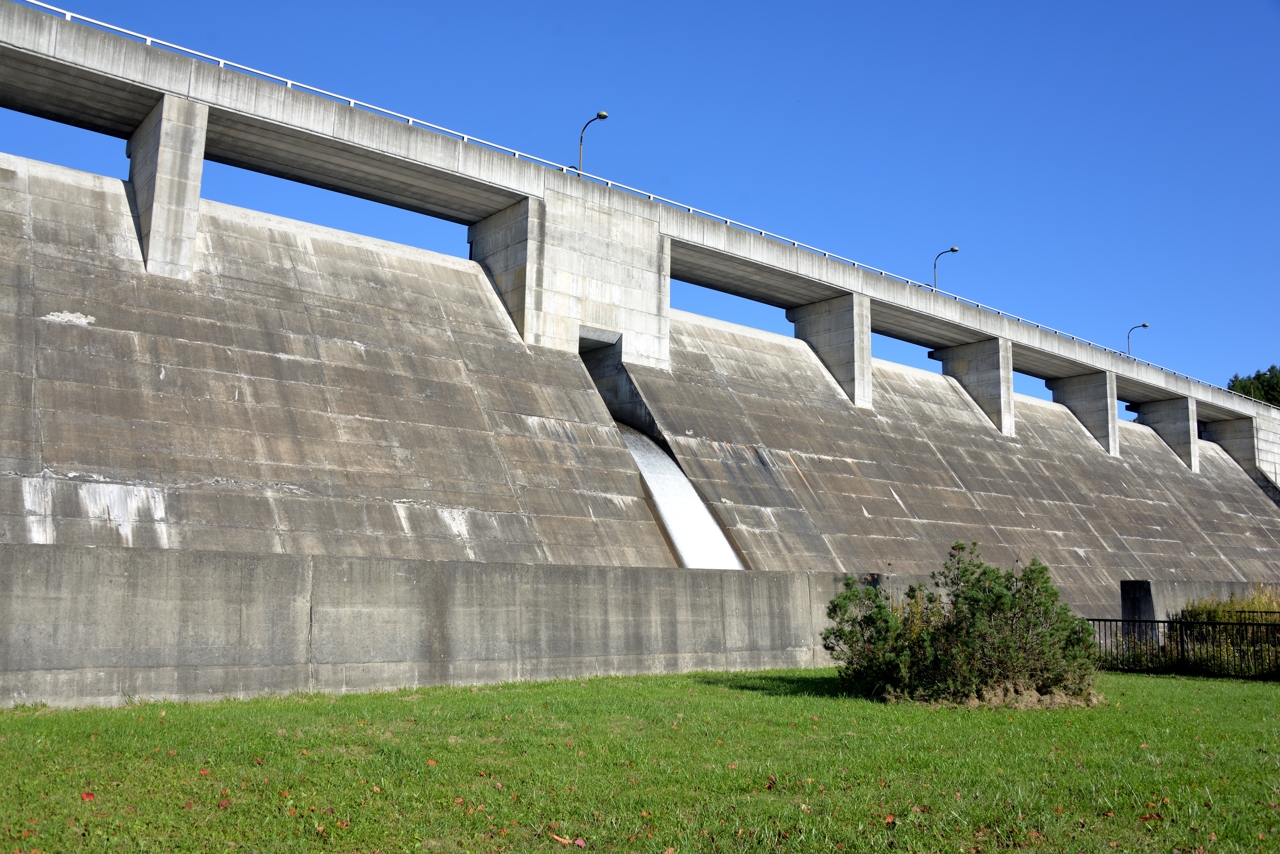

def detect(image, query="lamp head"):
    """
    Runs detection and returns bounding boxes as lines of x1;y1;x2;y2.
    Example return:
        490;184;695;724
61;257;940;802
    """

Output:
596;111;609;120
950;246;959;253
1142;323;1149;328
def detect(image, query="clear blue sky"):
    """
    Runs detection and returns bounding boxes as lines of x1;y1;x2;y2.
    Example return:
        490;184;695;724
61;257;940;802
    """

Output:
3;0;1277;403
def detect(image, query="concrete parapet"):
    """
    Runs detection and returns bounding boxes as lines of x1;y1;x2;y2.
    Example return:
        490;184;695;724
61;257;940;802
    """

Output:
930;338;1015;437
1046;371;1119;456
1132;397;1199;472
126;94;207;280
0;545;843;707
787;293;873;409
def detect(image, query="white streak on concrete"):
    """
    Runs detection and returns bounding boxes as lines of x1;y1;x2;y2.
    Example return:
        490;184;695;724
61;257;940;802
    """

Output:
76;482;170;548
438;508;475;558
40;311;95;326
394;503;412;535
20;476;56;544
618;424;743;570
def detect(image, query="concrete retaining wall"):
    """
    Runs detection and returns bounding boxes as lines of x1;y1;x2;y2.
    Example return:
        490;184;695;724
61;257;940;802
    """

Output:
0;544;843;708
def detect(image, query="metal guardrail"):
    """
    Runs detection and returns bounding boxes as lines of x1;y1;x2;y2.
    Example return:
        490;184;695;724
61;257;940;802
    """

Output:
12;1;1278;416
1090;618;1280;680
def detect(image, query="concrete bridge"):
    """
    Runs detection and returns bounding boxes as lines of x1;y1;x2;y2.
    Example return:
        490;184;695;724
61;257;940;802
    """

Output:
1;1;1278;706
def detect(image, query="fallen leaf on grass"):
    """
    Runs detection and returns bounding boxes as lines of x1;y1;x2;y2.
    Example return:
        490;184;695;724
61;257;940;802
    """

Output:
81;792;95;801
550;833;572;844
884;814;896;825
911;806;932;814
200;769;210;776
218;799;230;810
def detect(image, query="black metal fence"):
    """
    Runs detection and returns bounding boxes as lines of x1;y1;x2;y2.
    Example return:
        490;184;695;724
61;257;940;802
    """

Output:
1088;619;1280;680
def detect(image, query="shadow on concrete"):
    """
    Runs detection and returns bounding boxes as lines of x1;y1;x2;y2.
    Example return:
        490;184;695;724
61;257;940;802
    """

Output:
692;670;845;699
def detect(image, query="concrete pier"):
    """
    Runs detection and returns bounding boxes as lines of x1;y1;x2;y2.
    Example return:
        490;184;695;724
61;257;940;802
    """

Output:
126;94;207;280
788;293;874;409
1132;398;1199;472
1047;371;1119;456
930;338;1016;437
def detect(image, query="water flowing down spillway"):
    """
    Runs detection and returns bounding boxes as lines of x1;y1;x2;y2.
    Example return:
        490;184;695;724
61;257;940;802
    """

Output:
617;424;744;570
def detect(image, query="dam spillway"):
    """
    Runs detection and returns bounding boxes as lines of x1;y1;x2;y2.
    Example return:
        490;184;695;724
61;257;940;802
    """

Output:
1;1;1279;706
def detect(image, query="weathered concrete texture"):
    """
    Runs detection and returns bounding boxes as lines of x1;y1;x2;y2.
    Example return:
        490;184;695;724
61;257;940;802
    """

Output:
787;292;873;409
126;94;207;280
0;544;842;707
3;0;1280;488
930;338;1016;437
0;153;678;569
621;312;1280;617
1046;371;1119;457
1132;397;1199;473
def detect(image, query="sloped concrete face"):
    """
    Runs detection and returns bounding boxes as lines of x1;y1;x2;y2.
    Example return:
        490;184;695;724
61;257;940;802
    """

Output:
0;154;677;569
622;312;1280;617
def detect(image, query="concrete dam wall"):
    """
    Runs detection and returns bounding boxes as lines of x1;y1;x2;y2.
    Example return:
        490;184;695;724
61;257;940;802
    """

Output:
2;1;1280;706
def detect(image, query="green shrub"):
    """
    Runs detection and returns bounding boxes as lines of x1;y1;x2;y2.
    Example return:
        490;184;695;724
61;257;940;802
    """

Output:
1177;584;1280;623
822;542;1097;704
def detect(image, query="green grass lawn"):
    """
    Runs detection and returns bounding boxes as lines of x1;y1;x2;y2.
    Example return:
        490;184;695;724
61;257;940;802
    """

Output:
1;670;1277;852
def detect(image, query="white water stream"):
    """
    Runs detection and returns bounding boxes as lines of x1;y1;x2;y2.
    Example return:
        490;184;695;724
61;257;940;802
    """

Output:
618;424;744;570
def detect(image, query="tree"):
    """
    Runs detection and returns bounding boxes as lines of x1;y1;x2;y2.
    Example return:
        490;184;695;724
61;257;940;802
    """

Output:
1227;365;1280;407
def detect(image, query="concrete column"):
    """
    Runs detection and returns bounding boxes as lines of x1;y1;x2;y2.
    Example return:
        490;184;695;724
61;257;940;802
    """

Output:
468;197;545;340
787;292;873;409
1201;416;1280;504
1132;397;1199;472
929;338;1015;437
1046;371;1119;456
468;183;671;370
126;95;208;281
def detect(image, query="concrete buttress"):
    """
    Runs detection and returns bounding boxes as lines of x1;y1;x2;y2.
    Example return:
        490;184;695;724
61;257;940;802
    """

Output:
929;338;1015;437
126;94;207;280
788;292;874;409
1132;397;1199;472
1047;371;1119;456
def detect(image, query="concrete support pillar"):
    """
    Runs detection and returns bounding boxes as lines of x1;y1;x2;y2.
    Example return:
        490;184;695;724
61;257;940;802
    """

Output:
468;184;670;370
929;338;1015;437
1201;416;1280;504
1131;397;1198;472
468;197;545;340
786;292;873;409
1046;371;1119;456
126;94;207;281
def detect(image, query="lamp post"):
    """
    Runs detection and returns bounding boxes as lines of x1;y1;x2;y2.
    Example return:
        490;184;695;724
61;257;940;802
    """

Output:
933;246;958;290
1127;322;1149;356
578;111;608;174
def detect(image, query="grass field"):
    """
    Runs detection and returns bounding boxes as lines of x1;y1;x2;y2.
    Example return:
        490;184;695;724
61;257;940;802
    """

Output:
1;670;1277;852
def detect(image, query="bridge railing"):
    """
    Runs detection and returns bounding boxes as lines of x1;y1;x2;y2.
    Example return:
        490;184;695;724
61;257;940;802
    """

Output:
12;1;1279;417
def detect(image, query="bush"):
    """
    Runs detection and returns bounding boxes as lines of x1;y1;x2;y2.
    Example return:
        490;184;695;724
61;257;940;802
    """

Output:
822;542;1097;704
1177;584;1280;624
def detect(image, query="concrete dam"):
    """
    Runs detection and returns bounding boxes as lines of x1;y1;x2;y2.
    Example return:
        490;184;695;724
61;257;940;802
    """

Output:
2;1;1279;706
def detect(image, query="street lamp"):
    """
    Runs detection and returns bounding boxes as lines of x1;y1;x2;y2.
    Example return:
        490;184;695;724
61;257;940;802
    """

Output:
578;111;608;174
933;246;958;290
1127;322;1149;356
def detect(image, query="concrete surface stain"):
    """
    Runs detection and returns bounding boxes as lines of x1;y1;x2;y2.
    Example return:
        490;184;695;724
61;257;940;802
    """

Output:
40;311;94;326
